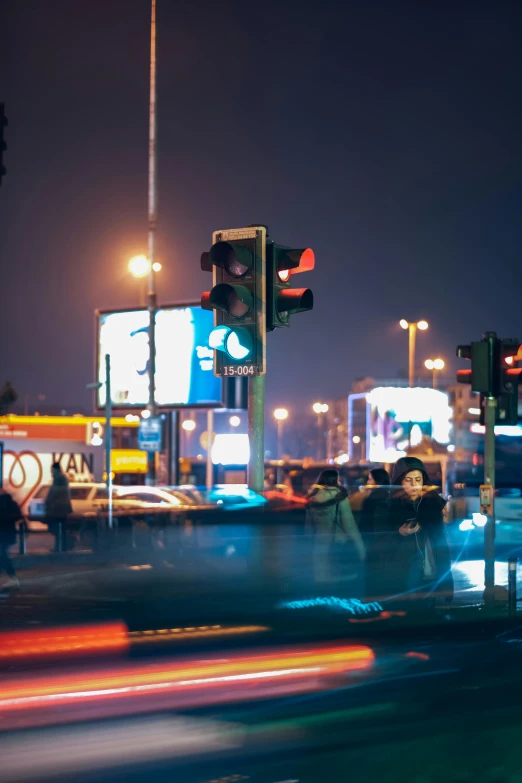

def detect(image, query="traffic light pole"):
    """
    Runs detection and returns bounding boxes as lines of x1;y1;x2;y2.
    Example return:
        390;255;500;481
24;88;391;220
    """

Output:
146;0;158;486
248;375;265;493
104;353;113;530
483;395;497;602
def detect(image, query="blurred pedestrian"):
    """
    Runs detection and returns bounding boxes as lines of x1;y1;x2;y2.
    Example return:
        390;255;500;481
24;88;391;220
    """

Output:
0;488;23;588
378;457;453;602
306;469;365;586
359;468;391;598
45;462;73;552
359;468;390;535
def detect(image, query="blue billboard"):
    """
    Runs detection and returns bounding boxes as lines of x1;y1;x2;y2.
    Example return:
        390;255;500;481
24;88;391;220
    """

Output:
96;304;222;408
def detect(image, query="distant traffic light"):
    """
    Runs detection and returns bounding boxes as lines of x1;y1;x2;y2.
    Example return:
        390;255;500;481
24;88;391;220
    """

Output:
266;243;314;330
497;339;522;425
458;334;521;425
456;335;496;395
0;103;7;186
201;226;267;377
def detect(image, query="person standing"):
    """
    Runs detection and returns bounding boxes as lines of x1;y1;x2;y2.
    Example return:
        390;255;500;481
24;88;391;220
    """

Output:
380;457;453;602
0;488;23;588
45;462;73;552
306;469;365;587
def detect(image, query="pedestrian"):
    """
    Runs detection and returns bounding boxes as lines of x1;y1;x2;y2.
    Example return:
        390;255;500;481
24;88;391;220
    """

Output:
45;462;73;552
378;457;453;602
0;488;23;588
306;469;365;587
359;468;391;598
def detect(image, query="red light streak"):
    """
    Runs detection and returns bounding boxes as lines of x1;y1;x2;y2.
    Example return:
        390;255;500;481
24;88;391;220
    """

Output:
0;644;373;715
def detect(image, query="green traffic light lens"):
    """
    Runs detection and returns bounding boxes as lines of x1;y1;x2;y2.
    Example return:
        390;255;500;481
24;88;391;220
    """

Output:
209;325;252;361
225;329;252;360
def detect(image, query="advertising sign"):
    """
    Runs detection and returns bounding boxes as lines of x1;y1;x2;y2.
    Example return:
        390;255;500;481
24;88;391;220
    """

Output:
96;304;222;409
366;387;452;463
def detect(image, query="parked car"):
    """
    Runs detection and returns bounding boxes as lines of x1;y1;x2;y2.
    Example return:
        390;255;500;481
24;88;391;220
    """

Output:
27;483;108;528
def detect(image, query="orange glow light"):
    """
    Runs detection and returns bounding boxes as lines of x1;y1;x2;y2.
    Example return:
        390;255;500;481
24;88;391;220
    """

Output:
0;623;129;661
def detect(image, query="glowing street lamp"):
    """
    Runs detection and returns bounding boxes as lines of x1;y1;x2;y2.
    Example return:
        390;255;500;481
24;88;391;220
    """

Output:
273;408;289;462
128;256;162;307
229;415;241;428
425;357;445;389
312;402;329;460
400;319;429;387
182;419;196;432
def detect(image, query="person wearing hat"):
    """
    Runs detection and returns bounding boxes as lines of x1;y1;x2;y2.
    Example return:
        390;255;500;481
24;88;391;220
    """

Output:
379;457;453;601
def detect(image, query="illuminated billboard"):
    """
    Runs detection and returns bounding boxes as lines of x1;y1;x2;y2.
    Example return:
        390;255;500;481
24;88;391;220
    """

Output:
366;387;452;463
96;305;222;408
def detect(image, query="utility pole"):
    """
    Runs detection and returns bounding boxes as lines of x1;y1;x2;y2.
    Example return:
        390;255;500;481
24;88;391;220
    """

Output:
483;394;496;598
248;375;265;492
105;353;113;530
146;0;158;485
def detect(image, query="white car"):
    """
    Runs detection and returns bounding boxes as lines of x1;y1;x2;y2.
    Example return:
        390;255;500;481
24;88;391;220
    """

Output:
27;483;108;528
27;483;189;528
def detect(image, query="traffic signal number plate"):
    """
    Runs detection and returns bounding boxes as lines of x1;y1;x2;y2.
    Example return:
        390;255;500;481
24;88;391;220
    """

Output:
223;365;258;377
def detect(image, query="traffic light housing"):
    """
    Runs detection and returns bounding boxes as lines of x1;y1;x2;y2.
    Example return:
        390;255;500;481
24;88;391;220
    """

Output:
458;335;521;425
266;243;314;330
201;226;267;377
0;103;7;186
496;339;522;425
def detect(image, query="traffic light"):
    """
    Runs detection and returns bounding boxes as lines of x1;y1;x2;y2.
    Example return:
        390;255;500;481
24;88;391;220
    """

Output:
496;339;522;425
0;103;7;186
266;243;314;330
456;334;497;395
458;335;521;425
201;226;267;377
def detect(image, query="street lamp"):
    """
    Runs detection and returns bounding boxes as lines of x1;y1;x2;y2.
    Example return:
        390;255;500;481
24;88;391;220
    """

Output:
424;357;445;389
273;408;289;461
128;256;162;306
400;319;429;387
312;402;329;461
229;415;241;428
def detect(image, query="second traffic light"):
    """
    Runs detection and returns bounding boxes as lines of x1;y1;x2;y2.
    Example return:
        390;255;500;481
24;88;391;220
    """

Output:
201;226;267;378
266;243;314;330
457;333;522;426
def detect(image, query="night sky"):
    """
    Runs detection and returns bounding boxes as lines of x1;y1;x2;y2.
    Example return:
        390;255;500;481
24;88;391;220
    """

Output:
1;0;521;415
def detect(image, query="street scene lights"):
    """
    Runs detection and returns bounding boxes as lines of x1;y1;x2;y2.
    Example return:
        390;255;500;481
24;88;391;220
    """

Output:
129;256;162;306
312;402;329;461
273;408;289;461
425;357;445;389
229;415;241;428
400;319;429;387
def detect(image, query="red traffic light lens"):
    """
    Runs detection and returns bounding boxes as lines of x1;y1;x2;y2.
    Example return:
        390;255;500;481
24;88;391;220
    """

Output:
278;269;291;282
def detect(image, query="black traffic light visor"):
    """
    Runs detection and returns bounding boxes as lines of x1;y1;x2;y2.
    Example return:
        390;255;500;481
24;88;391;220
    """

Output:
277;288;313;315
209;283;253;319
210;241;255;278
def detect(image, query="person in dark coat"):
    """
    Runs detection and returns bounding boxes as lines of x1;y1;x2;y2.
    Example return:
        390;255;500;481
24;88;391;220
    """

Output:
45;462;73;551
359;468;391;536
0;489;23;588
372;457;453;602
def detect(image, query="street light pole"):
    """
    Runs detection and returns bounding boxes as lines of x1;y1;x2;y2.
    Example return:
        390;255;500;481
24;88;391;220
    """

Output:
146;0;158;486
408;323;416;388
424;358;445;390
312;403;329;462
400;319;429;387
